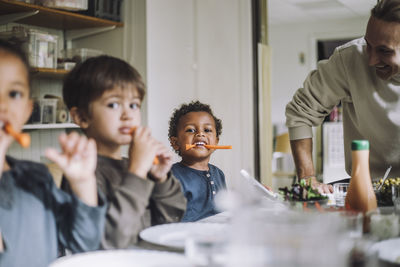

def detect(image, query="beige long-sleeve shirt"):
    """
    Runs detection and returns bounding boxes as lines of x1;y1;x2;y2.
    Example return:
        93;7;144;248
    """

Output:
286;37;400;179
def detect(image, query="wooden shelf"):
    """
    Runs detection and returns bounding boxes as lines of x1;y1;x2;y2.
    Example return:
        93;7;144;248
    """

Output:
31;68;69;79
23;123;79;130
0;0;123;30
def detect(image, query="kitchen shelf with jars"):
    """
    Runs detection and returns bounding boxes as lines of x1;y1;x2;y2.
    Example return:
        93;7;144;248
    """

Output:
0;0;123;161
0;0;123;131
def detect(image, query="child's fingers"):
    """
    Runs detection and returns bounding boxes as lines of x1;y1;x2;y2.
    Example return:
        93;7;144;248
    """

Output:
61;131;83;157
82;138;97;161
57;132;68;151
64;131;81;152
72;135;89;158
156;145;173;160
86;138;97;156
153;143;173;166
133;126;152;140
45;148;67;169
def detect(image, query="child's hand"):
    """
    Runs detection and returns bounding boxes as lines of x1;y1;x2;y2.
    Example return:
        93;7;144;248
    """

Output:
45;132;98;206
0;230;4;252
0;125;15;173
0;125;15;156
128;126;159;179
149;143;173;183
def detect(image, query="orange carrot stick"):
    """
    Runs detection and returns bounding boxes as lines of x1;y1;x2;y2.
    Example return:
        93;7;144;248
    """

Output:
186;144;195;150
186;144;232;150
205;145;232;149
130;127;159;165
3;122;30;148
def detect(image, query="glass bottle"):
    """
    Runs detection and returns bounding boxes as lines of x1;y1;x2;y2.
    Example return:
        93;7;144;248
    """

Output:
345;140;377;213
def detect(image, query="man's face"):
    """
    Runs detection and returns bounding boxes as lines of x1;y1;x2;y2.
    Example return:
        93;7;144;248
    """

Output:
365;17;400;80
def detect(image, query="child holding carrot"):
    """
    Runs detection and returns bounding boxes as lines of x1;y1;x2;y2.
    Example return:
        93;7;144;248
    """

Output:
0;40;106;267
168;101;227;222
62;55;186;249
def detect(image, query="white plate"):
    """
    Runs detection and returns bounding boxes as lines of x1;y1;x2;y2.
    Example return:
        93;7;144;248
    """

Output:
198;211;231;223
139;222;227;250
49;250;191;267
370;238;400;264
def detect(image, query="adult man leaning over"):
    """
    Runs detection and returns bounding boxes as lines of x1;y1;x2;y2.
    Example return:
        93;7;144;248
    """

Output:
286;0;400;193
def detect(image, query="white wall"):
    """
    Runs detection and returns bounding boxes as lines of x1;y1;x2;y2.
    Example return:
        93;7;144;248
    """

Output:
269;17;369;125
146;0;254;184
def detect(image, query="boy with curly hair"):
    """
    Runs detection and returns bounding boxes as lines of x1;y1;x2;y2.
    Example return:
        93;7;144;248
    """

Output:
168;100;227;222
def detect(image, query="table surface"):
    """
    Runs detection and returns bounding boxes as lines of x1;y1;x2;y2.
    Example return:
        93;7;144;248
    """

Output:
136;206;400;266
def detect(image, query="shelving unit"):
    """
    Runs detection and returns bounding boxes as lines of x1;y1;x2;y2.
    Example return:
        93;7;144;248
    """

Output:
0;0;123;30
23;123;79;130
31;68;69;79
0;0;124;132
1;0;125;163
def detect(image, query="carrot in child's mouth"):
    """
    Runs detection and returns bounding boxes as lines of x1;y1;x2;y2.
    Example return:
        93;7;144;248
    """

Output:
2;122;30;148
185;144;232;150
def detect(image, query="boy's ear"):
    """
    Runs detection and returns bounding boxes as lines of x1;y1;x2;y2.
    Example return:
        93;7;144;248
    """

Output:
69;107;89;129
170;137;180;151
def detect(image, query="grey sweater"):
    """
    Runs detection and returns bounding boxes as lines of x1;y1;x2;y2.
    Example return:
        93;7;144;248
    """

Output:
95;155;186;249
286;37;400;179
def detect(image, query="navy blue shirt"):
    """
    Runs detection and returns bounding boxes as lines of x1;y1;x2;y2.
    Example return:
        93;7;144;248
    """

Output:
171;162;226;222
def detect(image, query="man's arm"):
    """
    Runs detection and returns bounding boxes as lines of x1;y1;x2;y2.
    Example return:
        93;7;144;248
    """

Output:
290;138;333;193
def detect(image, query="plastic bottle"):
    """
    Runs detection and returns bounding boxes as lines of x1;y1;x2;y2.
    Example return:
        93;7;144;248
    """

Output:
345;140;377;213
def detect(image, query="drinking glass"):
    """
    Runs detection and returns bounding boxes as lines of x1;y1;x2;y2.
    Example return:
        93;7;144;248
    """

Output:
339;211;363;239
370;213;400;240
392;185;400;214
334;183;349;207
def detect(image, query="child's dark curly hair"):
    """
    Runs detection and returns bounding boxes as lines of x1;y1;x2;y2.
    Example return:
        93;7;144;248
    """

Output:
168;101;222;140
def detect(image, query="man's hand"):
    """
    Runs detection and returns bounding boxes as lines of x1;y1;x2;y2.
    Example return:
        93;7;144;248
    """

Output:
307;176;333;194
290;138;334;193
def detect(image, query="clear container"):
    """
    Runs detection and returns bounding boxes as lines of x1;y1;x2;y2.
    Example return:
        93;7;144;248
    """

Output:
26;30;58;69
28;99;41;124
370;213;400;240
35;0;88;11
40;99;58;124
61;48;104;64
0;28;58;69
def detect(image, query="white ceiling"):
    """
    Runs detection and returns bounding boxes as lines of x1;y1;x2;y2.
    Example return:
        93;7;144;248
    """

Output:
268;0;377;25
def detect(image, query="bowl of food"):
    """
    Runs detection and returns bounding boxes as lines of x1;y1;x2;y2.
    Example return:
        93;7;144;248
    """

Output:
373;177;400;206
279;179;328;210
